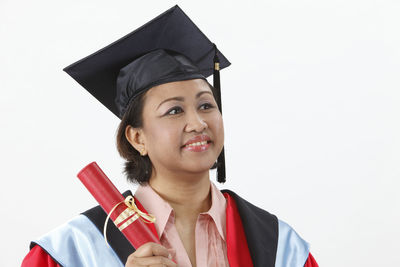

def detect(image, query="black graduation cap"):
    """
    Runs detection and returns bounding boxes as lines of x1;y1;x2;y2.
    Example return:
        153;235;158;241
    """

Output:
63;5;230;183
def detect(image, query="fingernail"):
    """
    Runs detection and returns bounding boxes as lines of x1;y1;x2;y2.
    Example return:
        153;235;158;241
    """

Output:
168;254;172;259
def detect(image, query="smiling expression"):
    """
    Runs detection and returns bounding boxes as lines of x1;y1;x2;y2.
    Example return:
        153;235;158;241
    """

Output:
136;78;224;176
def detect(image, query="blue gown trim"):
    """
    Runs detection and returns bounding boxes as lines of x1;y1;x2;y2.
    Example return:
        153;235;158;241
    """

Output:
32;200;310;267
33;215;123;267
275;219;310;267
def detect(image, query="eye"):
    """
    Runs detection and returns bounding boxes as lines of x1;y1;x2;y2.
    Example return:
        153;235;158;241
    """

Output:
166;106;183;115
199;102;215;110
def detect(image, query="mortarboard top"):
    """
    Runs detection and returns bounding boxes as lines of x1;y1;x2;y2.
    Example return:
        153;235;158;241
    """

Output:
63;4;230;119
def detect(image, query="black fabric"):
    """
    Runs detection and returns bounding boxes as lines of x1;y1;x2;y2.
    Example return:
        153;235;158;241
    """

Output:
221;189;279;267
115;49;206;118
82;189;278;267
81;190;135;264
63;5;230;119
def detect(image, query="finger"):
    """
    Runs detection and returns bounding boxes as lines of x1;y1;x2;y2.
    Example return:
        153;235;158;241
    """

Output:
133;242;170;258
127;255;177;267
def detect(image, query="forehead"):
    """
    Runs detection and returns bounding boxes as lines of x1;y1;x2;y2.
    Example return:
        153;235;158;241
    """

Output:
144;78;212;102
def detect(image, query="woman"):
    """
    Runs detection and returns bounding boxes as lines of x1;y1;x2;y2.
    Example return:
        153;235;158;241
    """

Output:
22;5;318;267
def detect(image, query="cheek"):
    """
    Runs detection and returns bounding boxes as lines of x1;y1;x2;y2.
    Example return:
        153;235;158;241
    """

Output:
209;113;224;141
218;118;225;143
145;120;182;150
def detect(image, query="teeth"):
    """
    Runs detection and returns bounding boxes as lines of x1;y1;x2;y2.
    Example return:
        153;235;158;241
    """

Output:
186;140;208;147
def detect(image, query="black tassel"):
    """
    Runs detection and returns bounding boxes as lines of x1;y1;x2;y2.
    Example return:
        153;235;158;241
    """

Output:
217;148;226;183
213;44;226;183
213;45;222;113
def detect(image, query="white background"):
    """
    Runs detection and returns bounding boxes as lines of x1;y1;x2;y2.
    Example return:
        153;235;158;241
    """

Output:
1;0;399;266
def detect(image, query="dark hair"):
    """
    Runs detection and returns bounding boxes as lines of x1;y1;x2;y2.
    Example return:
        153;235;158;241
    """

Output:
116;80;219;184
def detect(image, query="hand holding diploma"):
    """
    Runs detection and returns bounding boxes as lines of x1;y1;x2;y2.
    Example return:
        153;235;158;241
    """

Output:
125;242;177;267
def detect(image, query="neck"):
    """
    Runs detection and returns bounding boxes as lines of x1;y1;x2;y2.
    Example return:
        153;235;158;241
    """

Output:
148;170;212;221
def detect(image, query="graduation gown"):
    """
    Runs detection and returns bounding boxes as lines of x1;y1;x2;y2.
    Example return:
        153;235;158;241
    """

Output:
22;189;318;267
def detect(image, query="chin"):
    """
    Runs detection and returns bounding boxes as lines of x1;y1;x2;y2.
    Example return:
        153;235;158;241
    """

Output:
180;160;216;174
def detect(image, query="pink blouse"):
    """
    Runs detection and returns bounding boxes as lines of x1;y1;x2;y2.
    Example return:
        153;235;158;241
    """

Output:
135;182;229;267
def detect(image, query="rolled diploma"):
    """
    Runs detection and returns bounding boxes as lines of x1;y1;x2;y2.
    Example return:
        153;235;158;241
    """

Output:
77;161;160;249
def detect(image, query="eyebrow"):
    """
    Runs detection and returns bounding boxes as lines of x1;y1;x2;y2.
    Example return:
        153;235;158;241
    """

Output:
156;91;213;110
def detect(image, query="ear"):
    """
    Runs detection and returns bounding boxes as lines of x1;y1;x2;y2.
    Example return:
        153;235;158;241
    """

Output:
125;125;147;156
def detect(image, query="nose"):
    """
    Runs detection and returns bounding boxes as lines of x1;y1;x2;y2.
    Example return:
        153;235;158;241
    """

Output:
184;110;208;133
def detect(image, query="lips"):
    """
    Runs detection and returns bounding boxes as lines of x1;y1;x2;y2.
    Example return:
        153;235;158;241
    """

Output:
182;135;212;152
183;142;211;152
183;135;211;147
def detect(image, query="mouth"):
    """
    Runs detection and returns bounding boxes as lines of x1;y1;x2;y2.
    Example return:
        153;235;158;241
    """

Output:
183;140;212;148
182;134;213;152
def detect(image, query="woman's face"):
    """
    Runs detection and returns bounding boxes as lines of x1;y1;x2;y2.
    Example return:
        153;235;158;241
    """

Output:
138;78;224;176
